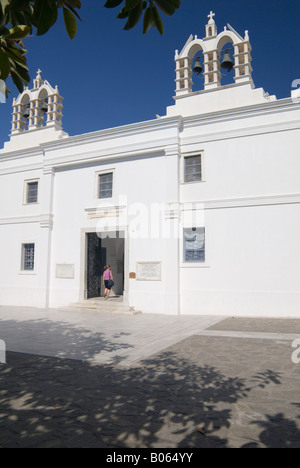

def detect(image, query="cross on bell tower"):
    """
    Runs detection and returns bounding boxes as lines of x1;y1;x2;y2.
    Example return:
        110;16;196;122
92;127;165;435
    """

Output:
205;11;217;37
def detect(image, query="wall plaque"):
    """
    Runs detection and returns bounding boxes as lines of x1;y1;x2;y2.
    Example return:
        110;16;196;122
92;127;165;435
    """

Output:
56;264;75;279
136;262;161;281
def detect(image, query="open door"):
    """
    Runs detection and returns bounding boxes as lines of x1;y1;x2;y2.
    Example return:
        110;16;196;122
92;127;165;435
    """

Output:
86;233;106;299
86;232;125;299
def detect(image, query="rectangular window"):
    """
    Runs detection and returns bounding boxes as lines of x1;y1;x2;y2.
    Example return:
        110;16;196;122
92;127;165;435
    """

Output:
183;227;205;262
26;181;38;204
98;172;113;199
22;243;35;271
184;155;202;183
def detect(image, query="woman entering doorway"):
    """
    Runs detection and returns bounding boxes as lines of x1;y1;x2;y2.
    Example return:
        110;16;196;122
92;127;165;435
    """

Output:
103;265;114;299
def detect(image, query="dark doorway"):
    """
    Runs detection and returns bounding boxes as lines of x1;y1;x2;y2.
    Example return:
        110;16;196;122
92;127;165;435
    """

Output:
86;233;107;299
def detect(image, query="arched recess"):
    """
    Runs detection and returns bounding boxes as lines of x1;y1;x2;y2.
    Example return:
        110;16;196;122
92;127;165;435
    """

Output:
38;88;49;125
20;93;30;131
217;36;235;86
188;42;206;92
216;30;253;87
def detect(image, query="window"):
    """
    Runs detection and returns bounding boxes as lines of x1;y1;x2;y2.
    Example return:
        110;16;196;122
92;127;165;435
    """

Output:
183;228;205;262
25;180;38;204
184;155;202;183
21;243;35;271
98;172;113;199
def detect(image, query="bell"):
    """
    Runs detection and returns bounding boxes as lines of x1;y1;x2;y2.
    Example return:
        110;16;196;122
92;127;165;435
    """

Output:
23;104;30;118
193;59;203;75
41;99;48;113
221;50;234;72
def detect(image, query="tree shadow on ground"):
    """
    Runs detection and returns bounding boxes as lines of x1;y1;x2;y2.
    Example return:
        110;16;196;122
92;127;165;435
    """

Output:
0;351;243;448
0;350;299;448
0;317;134;364
0;319;300;448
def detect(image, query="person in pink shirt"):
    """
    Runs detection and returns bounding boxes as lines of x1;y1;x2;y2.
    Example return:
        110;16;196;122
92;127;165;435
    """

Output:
103;265;114;299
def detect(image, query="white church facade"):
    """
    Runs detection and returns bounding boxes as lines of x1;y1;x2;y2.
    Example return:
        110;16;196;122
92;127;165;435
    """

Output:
0;13;299;317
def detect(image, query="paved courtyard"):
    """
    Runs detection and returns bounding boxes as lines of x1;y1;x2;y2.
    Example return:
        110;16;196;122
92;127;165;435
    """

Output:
0;306;300;448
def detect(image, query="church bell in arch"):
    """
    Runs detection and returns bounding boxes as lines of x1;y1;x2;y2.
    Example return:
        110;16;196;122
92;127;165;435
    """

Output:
193;58;203;75
220;49;234;72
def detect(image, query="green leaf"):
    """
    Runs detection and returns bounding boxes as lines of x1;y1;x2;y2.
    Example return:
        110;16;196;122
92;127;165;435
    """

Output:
0;26;10;36
0;12;7;29
154;0;178;16
151;3;163;34
0;0;10;14
0;46;10;80
10;0;30;13
4;45;27;66
124;2;143;30
117;7;129;19
124;0;140;11
61;0;81;21
4;83;10;97
63;7;77;39
63;0;81;9
8;25;30;39
10;69;24;93
170;0;181;8
32;0;58;36
143;6;153;34
11;58;30;82
104;0;123;7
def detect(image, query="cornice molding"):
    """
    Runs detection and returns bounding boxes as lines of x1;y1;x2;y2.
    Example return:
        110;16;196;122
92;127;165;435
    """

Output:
182;98;300;130
180;119;300;146
184;193;300;211
40;116;183;151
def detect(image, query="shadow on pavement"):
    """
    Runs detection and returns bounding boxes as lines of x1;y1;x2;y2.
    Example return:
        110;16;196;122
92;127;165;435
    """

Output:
0;318;300;448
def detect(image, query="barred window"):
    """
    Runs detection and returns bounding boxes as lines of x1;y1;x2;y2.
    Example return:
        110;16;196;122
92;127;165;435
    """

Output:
26;181;38;204
98;172;113;199
184;155;202;183
183;228;205;262
22;243;35;271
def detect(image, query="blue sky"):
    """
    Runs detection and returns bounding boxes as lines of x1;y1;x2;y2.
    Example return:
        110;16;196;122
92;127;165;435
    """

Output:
0;0;299;146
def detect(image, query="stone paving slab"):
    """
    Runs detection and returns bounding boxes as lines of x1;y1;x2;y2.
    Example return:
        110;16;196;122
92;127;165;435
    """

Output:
208;317;300;334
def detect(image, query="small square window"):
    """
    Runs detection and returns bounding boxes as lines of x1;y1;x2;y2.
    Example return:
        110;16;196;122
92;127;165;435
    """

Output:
26;181;38;204
98;172;113;199
183;227;205;262
21;243;35;271
184;155;202;183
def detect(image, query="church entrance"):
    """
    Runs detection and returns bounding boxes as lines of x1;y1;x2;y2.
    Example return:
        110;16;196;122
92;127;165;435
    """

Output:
86;232;124;299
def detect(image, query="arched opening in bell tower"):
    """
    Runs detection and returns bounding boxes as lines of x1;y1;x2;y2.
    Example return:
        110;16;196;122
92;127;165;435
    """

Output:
218;39;235;87
38;88;49;127
20;94;30;131
191;47;205;92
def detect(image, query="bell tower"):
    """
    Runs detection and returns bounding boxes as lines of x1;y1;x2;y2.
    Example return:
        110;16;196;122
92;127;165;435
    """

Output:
2;70;68;151
167;12;276;118
174;12;253;96
175;11;254;97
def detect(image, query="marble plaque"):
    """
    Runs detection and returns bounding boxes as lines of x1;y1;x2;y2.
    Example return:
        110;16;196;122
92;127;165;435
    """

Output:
136;262;161;281
56;264;75;279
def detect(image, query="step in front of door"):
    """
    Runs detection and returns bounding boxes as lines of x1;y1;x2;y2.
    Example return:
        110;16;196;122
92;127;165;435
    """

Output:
66;298;142;315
